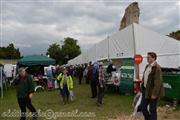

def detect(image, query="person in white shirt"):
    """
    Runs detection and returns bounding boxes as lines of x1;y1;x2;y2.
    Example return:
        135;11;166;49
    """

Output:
141;52;164;120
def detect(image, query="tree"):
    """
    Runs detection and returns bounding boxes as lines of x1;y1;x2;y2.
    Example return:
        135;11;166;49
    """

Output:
46;43;62;64
61;37;81;64
167;30;180;41
46;37;81;65
0;43;21;59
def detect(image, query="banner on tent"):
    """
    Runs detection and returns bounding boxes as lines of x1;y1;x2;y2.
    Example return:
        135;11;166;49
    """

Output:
119;58;134;95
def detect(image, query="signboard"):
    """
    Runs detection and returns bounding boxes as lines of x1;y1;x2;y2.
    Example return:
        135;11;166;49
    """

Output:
119;58;134;95
134;54;143;79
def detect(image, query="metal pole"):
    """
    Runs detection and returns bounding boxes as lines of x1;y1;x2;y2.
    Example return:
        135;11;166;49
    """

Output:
107;36;110;61
95;44;97;61
0;67;3;99
132;23;138;80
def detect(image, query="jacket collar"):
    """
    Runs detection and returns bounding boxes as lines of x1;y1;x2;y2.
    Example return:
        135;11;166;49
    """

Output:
144;61;157;72
148;61;157;67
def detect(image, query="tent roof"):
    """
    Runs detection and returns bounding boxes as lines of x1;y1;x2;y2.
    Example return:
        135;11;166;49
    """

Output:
17;55;55;66
68;23;180;68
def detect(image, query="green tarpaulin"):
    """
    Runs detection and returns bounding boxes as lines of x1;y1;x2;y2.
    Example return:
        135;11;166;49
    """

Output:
17;55;55;66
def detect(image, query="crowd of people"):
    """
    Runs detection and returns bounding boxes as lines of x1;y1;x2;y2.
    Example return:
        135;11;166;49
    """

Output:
12;52;164;120
13;61;110;120
54;61;108;106
20;61;114;108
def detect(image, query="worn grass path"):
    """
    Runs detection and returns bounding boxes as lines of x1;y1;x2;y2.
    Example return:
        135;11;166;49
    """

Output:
0;79;180;120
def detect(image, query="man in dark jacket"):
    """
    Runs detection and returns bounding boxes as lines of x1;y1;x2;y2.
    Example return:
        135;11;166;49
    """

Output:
13;67;38;120
141;52;164;120
106;60;116;74
90;62;98;98
78;65;84;85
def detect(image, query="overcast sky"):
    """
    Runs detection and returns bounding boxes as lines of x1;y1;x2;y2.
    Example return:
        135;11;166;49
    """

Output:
1;0;179;55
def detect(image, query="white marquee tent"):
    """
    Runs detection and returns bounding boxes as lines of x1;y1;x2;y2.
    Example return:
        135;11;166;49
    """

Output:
68;23;180;75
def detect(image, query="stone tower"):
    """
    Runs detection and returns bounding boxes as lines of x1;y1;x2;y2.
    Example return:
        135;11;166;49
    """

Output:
119;2;140;30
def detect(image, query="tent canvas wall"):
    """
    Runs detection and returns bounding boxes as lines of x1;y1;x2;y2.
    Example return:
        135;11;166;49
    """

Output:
88;45;97;62
96;38;109;61
108;24;135;59
82;51;89;64
68;23;180;79
133;23;180;77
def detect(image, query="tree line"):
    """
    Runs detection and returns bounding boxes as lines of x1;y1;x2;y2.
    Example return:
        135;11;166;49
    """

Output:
167;30;180;41
0;37;81;65
0;43;21;59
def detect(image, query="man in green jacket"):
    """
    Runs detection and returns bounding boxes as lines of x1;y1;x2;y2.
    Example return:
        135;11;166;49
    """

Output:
141;52;164;120
13;67;38;120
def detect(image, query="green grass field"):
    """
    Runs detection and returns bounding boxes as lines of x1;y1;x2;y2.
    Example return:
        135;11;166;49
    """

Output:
0;79;180;120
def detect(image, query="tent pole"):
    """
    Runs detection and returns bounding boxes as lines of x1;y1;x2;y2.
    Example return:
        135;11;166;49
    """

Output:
107;35;110;61
4;76;7;90
0;67;3;99
95;44;97;61
132;23;138;80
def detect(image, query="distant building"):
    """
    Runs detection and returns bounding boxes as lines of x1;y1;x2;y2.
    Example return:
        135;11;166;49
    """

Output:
119;2;140;30
0;59;17;65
